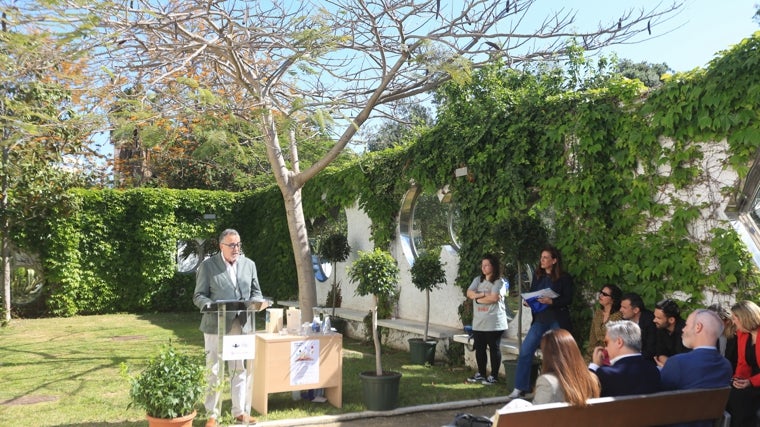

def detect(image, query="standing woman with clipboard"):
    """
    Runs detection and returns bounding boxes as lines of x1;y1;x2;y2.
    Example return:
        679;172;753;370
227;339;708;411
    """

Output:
507;245;574;399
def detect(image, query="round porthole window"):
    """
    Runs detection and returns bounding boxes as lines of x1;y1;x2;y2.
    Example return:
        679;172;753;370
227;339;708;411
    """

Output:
176;238;216;273
400;184;461;265
10;251;44;305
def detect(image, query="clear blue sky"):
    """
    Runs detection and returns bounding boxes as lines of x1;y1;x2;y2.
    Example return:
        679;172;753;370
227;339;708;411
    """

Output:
554;0;758;72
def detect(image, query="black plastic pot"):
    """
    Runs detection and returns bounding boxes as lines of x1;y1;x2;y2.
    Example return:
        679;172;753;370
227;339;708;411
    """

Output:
359;371;402;411
331;317;347;335
408;338;437;365
502;359;540;392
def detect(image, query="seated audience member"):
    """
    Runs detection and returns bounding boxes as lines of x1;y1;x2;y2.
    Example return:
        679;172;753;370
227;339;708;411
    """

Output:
499;329;599;412
589;320;662;397
661;308;732;389
586;284;623;360
660;309;733;427
707;302;738;371
726;301;760;427
620;292;657;363
653;298;689;367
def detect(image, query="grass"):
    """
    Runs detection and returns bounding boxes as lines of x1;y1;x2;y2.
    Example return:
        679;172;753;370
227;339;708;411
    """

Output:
0;313;506;426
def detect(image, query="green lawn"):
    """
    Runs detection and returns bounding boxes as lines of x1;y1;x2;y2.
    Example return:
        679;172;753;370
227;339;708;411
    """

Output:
0;313;506;426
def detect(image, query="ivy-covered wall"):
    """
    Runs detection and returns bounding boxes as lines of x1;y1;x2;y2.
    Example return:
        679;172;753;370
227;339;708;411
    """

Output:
397;33;760;336
42;189;279;315
34;33;760;332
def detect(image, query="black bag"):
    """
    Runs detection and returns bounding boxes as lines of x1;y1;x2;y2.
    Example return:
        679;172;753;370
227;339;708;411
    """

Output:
450;412;493;427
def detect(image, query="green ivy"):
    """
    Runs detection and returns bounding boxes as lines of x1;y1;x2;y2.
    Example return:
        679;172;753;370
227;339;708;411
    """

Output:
28;33;760;331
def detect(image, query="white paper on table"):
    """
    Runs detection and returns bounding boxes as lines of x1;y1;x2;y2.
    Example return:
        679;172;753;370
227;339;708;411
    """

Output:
290;339;320;385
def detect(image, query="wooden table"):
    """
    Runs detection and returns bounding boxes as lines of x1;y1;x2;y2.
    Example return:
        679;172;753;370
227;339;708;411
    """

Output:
251;332;342;415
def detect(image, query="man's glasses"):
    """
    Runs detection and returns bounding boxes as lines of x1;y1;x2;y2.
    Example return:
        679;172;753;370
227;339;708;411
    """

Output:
221;242;242;249
599;291;611;297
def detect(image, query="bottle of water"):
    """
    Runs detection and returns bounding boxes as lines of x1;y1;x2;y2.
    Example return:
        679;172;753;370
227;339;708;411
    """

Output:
311;312;321;334
322;315;331;334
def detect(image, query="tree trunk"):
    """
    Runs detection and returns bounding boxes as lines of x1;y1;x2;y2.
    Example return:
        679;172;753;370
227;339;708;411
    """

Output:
372;298;382;376
331;262;338;318
1;145;9;323
2;234;9;323
282;187;317;322
424;289;430;341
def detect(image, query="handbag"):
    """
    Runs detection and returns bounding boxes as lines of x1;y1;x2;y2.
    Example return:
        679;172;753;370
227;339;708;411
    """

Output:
450;412;493;427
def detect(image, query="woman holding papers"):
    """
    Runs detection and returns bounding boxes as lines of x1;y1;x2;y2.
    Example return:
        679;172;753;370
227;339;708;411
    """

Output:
507;245;574;399
465;254;508;385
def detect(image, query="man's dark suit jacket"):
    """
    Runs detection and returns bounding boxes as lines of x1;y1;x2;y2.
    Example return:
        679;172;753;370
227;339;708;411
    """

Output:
638;309;657;362
593;354;662;397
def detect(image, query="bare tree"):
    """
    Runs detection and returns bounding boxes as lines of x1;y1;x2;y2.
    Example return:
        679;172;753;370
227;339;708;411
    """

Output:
77;0;682;319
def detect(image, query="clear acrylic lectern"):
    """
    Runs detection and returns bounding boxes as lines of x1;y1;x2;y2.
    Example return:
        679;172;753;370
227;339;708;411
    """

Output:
201;298;267;426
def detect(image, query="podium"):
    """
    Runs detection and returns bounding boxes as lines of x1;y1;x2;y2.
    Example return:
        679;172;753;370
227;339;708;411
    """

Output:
201;298;267;424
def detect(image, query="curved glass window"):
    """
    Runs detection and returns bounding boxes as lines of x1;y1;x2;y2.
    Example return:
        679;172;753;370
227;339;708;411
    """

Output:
10;251;44;305
176;238;216;273
400;184;461;264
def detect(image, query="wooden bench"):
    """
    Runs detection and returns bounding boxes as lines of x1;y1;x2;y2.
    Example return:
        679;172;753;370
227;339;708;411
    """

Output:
493;387;730;427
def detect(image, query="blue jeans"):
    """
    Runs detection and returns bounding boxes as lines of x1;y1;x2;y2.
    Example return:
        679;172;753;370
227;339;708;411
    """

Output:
514;320;560;391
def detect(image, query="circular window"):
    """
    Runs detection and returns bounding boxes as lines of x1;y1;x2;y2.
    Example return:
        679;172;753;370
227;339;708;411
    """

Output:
177;239;202;273
400;184;461;265
10;251;44;305
176;238;216;273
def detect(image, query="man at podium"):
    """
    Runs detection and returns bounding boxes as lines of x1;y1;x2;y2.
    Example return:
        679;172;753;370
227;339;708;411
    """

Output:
193;229;268;427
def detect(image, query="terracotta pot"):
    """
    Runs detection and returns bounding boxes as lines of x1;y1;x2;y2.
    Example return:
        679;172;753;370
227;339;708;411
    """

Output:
145;410;196;427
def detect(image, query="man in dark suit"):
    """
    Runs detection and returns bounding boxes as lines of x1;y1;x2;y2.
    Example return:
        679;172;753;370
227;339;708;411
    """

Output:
660;309;732;427
620;292;657;363
589;320;662;397
193;229;268;427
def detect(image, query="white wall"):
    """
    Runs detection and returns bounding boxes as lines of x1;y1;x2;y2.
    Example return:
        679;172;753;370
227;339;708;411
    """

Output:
317;203;496;330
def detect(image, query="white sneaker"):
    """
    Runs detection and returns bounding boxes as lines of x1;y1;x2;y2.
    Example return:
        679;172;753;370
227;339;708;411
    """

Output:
507;388;526;399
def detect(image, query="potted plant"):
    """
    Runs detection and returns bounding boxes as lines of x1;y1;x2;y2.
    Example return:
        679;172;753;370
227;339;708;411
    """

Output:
318;232;351;333
408;249;446;365
347;248;402;411
122;343;206;427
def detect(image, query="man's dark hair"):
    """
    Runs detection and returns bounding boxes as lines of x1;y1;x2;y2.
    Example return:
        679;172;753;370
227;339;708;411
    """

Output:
622;292;646;311
655;298;681;320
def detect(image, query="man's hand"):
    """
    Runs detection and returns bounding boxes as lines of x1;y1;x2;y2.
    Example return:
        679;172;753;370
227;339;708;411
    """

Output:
654;355;668;368
592;346;606;366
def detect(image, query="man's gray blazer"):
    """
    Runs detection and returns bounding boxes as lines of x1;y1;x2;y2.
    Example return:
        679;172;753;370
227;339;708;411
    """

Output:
192;252;263;334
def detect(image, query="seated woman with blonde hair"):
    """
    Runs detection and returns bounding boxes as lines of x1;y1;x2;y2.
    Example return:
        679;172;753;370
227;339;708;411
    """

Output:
500;329;600;411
